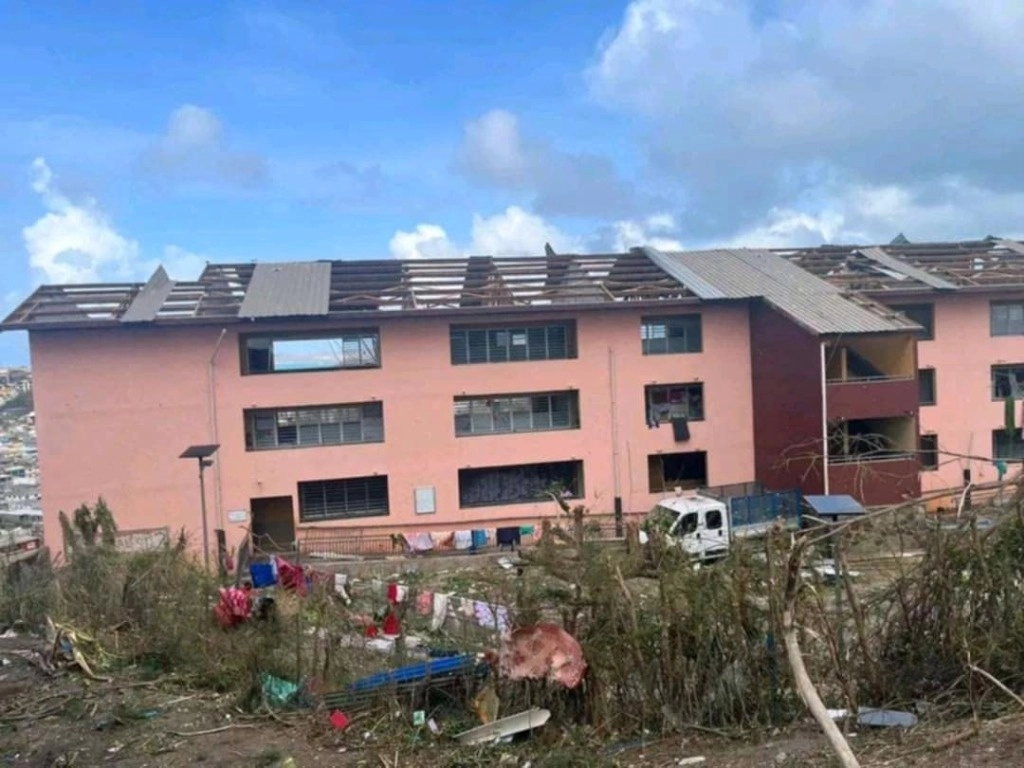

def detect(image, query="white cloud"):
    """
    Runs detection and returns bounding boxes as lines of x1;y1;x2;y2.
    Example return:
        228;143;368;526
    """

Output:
458;110;641;217
607;213;684;251
389;206;580;260
23;158;141;283
22;158;212;285
159;245;208;281
587;0;1024;240
141;105;268;189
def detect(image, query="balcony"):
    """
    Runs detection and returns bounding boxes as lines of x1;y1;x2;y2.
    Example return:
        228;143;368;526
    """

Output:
825;334;917;421
826;415;920;505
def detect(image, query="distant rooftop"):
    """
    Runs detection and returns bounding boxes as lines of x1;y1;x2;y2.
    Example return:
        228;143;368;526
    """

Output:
1;245;926;336
777;237;1024;293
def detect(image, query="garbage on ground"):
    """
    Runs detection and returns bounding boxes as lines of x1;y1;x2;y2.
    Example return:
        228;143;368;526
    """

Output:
412;709;426;726
473;682;500;724
827;706;918;728
456;707;551;745
499;623;587;688
46;618;110;681
214;587;252;629
329;710;350;730
261;673;300;709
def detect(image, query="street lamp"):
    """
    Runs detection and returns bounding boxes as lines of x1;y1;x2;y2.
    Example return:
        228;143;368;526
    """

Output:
179;443;220;570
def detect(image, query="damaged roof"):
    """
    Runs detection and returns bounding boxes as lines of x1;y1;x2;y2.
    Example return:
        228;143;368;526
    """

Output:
649;247;919;335
777;237;1024;293
0;246;920;336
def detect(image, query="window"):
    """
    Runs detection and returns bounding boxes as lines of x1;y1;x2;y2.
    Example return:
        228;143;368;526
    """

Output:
706;509;723;530
893;304;934;340
918;369;936;406
993;429;1024;462
458;460;584;507
449;323;576;365
648;451;708;493
992;364;1024;400
298;475;389;521
454;391;580;436
641;315;702;355
244;402;383;450
919;434;939;471
242;331;380;374
991;301;1024;337
645;383;704;424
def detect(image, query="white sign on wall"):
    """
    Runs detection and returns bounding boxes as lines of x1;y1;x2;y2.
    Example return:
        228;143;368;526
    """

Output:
227;509;249;524
414;487;436;515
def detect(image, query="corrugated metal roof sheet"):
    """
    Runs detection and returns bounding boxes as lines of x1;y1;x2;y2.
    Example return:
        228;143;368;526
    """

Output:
238;261;331;318
640;247;727;299
121;267;175;323
655;248;917;336
856;247;958;291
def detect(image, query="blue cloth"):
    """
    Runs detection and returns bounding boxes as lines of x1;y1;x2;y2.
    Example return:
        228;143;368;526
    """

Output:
471;530;488;550
250;562;277;588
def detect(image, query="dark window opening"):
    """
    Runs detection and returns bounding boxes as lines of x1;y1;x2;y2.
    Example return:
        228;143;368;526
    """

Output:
828;417;916;464
641;315;702;355
993;429;1024;462
243;331;380;374
458;460;583;507
706;508;723;530
244;402;383;450
991;301;1024;337
449;323;576;365
918;368;936;405
454;391;580;436
893;304;934;340
645;382;704;424
992;364;1024;400
919;434;939;471
648;451;708;493
298;475;389;521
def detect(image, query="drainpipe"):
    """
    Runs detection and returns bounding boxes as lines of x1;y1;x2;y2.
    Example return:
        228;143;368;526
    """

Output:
820;340;830;495
608;347;623;536
208;329;227;528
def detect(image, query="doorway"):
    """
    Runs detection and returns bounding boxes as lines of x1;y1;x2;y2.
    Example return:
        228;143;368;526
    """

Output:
250;496;295;552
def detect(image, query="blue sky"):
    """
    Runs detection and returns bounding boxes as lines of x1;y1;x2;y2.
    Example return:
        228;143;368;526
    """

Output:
2;0;1024;364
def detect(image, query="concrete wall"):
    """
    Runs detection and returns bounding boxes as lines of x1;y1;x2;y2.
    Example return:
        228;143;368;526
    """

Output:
912;292;1024;493
29;303;757;554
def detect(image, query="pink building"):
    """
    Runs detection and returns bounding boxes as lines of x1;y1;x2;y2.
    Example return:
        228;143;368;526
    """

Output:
2;248;916;559
781;238;1024;500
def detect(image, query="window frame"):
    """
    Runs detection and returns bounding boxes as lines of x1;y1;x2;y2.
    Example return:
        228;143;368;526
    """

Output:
448;321;577;366
240;329;382;375
453;390;581;437
457;460;584;508
641;314;703;355
917;368;936;406
992;364;1024;400
892;303;934;340
297;475;390;521
991;301;1024;337
645;382;705;423
993;428;1024;462
919;434;939;471
244;402;384;451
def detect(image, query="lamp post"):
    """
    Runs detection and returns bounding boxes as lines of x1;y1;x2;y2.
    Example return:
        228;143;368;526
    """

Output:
179;444;220;570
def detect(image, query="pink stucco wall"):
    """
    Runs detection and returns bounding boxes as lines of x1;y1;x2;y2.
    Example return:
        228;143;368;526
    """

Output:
29;303;756;555
916;292;1024;494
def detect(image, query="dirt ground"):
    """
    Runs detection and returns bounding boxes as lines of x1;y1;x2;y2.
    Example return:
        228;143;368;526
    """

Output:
3;631;1024;768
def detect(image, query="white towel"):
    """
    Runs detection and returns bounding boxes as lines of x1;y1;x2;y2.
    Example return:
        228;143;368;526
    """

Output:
430;592;450;632
453;530;473;550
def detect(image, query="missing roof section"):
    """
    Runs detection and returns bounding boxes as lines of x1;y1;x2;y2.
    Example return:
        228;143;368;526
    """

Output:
855;247;958;291
238;261;332;319
779;239;1024;292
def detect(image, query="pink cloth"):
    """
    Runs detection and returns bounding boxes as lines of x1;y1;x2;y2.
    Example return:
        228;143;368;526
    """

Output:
214;587;252;628
499;622;587;689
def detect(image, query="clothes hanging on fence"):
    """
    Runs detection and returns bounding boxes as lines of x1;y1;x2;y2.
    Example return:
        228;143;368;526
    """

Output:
453;530;473;550
473;601;510;634
387;582;408;604
405;532;435;553
430;593;450;631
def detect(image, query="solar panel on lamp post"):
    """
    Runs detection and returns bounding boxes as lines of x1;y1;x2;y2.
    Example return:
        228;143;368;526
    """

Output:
178;444;220;570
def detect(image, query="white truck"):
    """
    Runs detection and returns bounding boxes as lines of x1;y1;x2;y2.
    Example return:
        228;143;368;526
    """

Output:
642;484;803;561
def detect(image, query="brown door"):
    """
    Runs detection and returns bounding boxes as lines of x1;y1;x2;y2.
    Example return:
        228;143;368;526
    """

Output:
250;496;295;553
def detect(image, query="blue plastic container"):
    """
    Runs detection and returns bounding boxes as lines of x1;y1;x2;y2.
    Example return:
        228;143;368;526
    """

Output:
250;562;277;588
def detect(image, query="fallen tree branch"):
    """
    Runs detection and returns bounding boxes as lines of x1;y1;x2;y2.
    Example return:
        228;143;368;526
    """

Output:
167;724;257;737
968;663;1024;711
783;539;860;768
